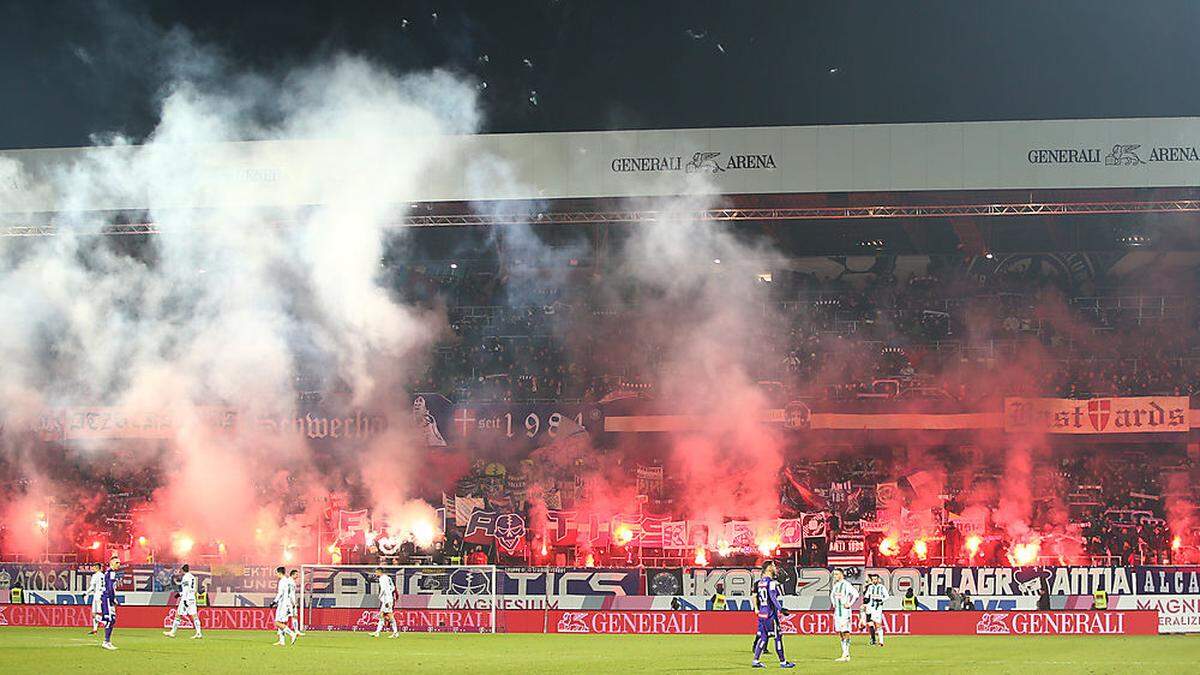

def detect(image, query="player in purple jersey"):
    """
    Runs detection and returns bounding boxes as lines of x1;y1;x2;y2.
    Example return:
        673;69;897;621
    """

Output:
752;560;795;669
99;554;120;650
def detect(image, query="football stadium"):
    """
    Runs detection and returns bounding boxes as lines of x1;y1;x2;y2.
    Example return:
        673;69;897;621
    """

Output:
1;3;1198;674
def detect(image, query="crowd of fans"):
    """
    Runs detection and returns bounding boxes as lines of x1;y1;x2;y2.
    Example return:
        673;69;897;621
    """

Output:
427;440;1199;568
402;262;1200;405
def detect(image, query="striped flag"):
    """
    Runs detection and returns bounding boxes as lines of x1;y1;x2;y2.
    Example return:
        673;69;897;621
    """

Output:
827;534;866;567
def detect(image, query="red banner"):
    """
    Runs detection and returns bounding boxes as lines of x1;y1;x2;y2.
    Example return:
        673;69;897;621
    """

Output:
0;605;275;630
306;607;496;633
0;606;1159;636
542;610;1158;635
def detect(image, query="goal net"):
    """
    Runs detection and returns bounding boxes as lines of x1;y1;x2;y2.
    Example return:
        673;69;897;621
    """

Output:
299;564;497;633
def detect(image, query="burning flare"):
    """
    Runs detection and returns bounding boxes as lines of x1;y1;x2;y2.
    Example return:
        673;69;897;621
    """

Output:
410;519;437;548
756;535;779;557
172;533;195;557
1008;539;1041;566
879;536;900;557
965;534;982;558
912;538;928;561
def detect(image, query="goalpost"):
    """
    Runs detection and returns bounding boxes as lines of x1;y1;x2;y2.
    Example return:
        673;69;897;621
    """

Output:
299;564;498;634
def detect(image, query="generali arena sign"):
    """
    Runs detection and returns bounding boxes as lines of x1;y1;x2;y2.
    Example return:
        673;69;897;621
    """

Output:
8;116;1200;210
1004;396;1189;434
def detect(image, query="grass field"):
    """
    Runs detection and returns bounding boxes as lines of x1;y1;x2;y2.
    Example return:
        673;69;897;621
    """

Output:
0;628;1196;674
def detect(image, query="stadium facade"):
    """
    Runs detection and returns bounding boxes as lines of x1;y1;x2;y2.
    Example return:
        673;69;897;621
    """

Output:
6;116;1200;219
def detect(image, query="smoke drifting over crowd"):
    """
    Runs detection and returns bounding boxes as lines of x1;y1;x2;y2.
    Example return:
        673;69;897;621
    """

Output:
0;24;477;561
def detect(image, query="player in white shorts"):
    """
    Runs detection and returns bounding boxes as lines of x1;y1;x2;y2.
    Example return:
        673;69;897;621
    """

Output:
164;563;203;638
862;573;890;646
829;568;859;662
288;569;304;636
370;567;399;637
87;562;104;635
272;566;298;645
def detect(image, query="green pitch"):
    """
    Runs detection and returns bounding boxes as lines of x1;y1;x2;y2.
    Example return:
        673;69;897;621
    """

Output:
0;628;1195;674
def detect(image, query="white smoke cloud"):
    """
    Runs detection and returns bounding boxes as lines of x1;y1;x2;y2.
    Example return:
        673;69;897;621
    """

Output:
0;25;478;560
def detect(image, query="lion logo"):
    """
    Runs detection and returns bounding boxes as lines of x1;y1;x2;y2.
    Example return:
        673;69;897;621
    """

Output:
685;151;726;174
1104;144;1144;166
974;613;1011;634
162;608;195;629
556;612;590;633
776;613;798;634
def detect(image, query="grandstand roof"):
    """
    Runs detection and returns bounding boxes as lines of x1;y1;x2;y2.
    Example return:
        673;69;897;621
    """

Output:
4;117;1200;215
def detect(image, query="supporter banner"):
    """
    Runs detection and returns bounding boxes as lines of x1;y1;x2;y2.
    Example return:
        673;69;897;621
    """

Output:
0;563;186;594
1004;396;1189;434
541;511;671;548
828;534;866;566
33;406;388;441
464;510;527;554
303;566;641;608
1133;566;1200;595
537;514;825;551
649;566;1141;600
6;564;1173;606
604;411;1003;432
336;509;370;540
647;566;797;597
661;521;688;549
418;396;603;449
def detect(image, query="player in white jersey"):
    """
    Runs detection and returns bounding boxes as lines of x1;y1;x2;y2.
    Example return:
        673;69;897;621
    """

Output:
87;562;104;635
861;573;890;646
288;569;304;636
272;566;298;645
829;568;859;662
164;563;203;638
370;567;399;638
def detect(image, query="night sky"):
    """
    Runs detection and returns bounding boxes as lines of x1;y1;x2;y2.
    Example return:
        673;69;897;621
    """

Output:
2;0;1200;149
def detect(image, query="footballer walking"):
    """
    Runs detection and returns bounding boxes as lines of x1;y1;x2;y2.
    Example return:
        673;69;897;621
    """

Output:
163;563;203;639
272;566;298;645
86;562;104;635
371;567;399;638
862;573;889;646
99;555;121;650
751;560;796;669
829;568;859;662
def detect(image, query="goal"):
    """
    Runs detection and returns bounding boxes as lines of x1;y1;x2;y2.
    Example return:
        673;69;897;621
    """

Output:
299;564;498;633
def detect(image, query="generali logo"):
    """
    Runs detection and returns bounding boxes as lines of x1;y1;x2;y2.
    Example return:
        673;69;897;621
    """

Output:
610;150;777;173
975;613;1010;634
1029;142;1200;166
556;612;590;633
